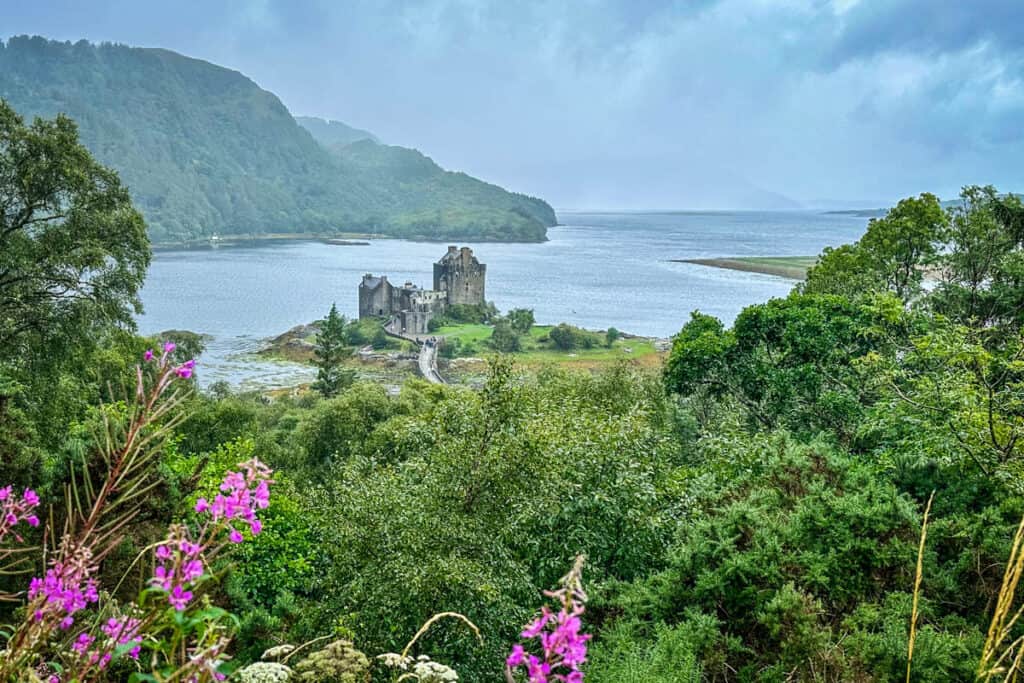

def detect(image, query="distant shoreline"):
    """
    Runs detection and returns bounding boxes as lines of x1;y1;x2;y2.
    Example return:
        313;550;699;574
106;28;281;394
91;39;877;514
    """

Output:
151;232;549;250
672;256;815;280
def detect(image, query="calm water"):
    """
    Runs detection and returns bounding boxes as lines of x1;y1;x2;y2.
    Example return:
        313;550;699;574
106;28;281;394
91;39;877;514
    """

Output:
138;210;867;389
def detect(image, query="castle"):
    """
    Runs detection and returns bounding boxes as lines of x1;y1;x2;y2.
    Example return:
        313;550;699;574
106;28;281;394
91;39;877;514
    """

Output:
358;246;486;336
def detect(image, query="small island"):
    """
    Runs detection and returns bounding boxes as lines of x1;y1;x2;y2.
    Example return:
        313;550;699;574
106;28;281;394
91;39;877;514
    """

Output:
673;255;817;280
259;246;668;388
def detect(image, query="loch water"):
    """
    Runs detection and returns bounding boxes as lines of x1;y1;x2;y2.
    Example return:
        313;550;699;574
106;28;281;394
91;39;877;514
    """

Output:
138;210;868;389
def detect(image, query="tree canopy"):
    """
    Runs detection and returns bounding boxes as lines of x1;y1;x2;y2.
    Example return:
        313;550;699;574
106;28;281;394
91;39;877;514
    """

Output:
0;98;148;359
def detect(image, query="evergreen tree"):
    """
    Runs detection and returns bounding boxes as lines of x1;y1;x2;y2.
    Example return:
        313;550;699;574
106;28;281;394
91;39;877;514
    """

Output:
313;304;355;397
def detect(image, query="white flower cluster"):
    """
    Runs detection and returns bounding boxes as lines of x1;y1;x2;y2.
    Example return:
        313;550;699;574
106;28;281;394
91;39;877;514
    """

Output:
236;661;294;683
377;652;458;681
413;655;459;682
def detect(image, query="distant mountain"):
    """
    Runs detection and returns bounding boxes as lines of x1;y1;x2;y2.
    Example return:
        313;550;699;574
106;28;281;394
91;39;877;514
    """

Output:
824;193;1022;218
295;116;379;146
0;36;555;242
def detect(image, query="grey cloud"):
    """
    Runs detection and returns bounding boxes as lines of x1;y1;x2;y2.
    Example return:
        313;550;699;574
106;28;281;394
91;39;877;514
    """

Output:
827;0;1024;67
4;0;1024;207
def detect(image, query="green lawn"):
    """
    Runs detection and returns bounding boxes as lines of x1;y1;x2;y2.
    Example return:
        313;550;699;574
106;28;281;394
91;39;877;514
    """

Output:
436;323;662;365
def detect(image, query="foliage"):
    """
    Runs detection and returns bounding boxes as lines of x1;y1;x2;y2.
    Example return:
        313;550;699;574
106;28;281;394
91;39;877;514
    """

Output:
508;309;536;334
7;174;1024;683
665;294;896;440
586;622;700;683
0;37;555;243
292;639;370;682
547;324;600;351
0;346;274;683
0;98;149;358
488;318;522;352
313;304;356;397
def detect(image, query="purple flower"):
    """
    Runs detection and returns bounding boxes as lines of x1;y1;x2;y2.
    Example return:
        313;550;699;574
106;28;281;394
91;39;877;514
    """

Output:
507;644;526;667
169;584;193;611
22;488;39;506
72;632;95;655
507;560;591;683
163;341;176;354
27;552;99;631
182;559;204;582
102;616;143;660
175;359;196;379
144;349;154;362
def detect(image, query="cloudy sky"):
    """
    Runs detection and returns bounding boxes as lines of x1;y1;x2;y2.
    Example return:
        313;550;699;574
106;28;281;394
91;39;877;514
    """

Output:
6;0;1023;209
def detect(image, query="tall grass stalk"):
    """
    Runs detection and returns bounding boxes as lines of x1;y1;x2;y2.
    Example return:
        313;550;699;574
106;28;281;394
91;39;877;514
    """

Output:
907;491;934;683
978;513;1024;681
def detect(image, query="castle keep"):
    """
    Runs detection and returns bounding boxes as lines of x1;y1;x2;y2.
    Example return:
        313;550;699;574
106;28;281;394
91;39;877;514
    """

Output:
358;246;486;336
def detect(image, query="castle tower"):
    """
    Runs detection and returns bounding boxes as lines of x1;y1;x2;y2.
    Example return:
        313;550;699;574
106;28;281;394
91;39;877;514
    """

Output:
358;274;393;318
433;246;486;307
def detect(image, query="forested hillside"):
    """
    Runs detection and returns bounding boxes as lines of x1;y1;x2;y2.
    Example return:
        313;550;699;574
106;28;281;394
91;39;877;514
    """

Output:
0;36;555;242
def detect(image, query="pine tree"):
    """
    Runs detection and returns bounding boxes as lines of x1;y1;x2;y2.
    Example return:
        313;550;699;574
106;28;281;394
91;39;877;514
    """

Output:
312;304;355;397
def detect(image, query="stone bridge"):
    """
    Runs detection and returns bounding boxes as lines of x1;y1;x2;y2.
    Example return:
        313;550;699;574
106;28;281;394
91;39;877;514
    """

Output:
384;318;445;384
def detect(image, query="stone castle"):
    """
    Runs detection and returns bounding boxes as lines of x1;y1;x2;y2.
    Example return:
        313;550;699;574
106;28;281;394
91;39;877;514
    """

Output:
358;246;486;336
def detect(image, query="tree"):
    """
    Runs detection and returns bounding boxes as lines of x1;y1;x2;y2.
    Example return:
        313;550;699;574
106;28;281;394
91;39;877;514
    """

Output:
931;186;1024;331
859;192;946;300
803;193;946;301
312;304;355;397
508;308;535;334
664;295;889;439
0;99;149;360
489;318;521;352
605;327;621;347
549;324;577;351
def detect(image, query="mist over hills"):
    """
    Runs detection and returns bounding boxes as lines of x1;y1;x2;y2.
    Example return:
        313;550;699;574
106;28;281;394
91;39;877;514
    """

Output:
295;116;379;147
0;35;555;243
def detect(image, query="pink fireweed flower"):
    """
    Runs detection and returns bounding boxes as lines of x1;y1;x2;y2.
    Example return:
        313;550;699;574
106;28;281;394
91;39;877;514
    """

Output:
93;615;145;661
150;460;271;612
169;584;194;611
163;341;176;354
0;485;41;542
144;349;154;361
72;632;96;655
507;558;591;683
27;545;99;631
151;526;204;610
176;359;196;379
199;458;273;543
508;644;526;667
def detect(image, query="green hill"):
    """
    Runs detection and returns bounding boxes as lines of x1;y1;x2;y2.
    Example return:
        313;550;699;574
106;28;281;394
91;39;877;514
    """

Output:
0;36;555;243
